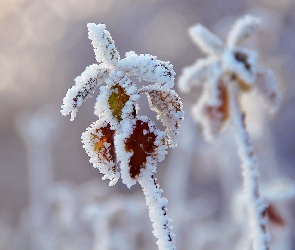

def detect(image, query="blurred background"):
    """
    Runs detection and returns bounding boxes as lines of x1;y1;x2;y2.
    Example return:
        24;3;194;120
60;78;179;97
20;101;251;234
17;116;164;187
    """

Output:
0;0;295;249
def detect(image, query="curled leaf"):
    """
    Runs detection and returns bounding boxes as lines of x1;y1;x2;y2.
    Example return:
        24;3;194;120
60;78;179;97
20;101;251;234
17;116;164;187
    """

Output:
61;64;108;121
81;120;119;186
145;88;184;148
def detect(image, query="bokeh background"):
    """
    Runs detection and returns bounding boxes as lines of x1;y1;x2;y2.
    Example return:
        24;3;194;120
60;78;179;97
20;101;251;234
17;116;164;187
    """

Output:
1;0;295;249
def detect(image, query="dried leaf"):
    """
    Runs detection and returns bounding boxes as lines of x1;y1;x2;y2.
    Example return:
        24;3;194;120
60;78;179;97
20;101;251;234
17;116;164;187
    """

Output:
193;82;230;140
124;119;157;179
266;204;285;227
82;120;119;185
146;88;184;148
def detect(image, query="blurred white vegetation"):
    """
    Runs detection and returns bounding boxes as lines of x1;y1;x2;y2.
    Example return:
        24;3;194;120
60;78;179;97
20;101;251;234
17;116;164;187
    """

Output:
178;15;285;250
61;23;184;250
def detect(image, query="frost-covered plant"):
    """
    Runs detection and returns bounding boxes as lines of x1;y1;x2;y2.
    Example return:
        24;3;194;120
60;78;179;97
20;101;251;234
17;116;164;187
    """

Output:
61;23;184;250
178;15;281;250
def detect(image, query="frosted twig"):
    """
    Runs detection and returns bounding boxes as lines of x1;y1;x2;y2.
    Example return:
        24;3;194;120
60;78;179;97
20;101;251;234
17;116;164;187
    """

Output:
230;84;270;250
139;175;175;250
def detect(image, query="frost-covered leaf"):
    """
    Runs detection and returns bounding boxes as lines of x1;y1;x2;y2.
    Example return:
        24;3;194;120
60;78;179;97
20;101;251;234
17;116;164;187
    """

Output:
254;67;281;113
116;116;167;188
87;23;120;66
61;64;108;121
189;24;224;56
192;82;230;140
81;120;119;186
118;52;175;86
227;15;261;47
144;88;184;148
95;71;139;124
178;58;220;93
108;84;131;122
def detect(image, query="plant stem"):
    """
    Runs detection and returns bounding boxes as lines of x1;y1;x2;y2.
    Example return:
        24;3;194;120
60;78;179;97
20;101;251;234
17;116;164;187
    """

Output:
139;175;176;250
230;85;270;250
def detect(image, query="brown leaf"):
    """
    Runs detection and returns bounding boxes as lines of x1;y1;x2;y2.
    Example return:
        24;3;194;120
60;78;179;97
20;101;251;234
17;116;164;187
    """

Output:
205;83;230;128
266;204;285;227
124;119;157;179
90;123;116;164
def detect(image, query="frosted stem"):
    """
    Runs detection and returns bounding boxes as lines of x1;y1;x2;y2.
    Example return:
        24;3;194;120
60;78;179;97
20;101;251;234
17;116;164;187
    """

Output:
139;175;176;250
230;85;270;250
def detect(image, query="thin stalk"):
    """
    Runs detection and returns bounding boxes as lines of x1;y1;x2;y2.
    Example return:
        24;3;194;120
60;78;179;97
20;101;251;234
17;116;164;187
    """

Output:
139;175;176;250
230;84;270;250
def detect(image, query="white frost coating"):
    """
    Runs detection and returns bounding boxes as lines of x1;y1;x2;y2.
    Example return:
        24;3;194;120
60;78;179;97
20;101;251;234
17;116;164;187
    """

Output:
222;48;258;85
189;24;224;56
61;63;108;121
81;120;119;186
139;176;176;250
255;67;281;113
230;85;270;250
114;118;135;188
118;52;175;86
178;58;219;93
145;87;184;148
94;70;140;126
227;15;261;47
87;23;120;66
